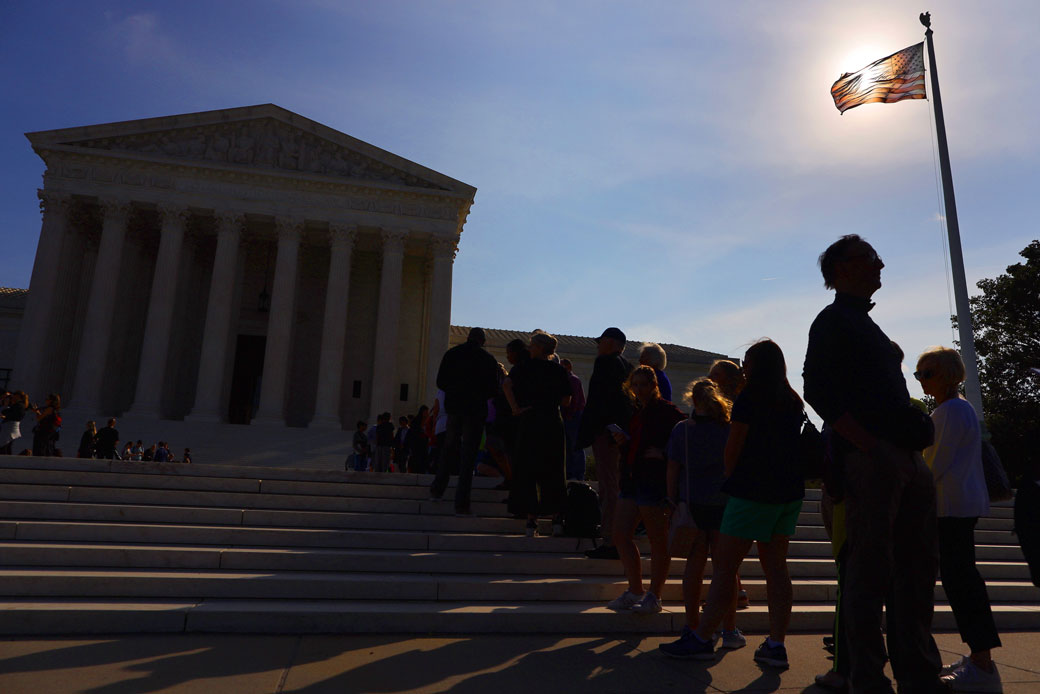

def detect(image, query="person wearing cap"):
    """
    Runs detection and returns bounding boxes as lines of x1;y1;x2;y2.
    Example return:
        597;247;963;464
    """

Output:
429;327;500;515
579;327;634;559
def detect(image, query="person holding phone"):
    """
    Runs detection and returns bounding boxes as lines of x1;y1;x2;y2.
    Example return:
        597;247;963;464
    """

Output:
605;365;685;614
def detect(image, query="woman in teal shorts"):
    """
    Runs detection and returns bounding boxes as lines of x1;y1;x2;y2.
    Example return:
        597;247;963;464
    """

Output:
677;339;806;668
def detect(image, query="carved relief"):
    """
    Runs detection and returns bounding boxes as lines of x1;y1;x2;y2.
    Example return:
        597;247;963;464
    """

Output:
65;118;447;191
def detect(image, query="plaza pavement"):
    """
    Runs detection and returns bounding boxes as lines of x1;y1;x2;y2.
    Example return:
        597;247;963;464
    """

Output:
1;631;1038;694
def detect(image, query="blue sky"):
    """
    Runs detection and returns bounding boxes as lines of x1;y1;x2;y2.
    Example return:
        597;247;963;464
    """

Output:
1;1;1036;405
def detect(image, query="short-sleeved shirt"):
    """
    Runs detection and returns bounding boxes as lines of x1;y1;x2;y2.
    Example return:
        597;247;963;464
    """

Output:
667;415;730;506
654;369;673;403
509;359;570;412
376;421;395;447
94;427;119;453
722;389;805;504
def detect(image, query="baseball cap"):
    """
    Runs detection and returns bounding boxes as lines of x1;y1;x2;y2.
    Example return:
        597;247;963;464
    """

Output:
595;327;626;345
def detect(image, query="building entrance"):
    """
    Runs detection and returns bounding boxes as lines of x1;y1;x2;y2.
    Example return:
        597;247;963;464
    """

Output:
228;335;265;424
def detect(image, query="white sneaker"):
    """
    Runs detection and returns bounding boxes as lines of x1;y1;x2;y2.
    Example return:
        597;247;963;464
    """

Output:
607;590;644;611
941;661;1003;693
632;591;662;614
941;654;971;677
719;628;747;650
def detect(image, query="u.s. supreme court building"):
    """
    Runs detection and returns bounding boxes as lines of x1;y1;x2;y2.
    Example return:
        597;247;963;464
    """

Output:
16;105;473;439
7;105;727;467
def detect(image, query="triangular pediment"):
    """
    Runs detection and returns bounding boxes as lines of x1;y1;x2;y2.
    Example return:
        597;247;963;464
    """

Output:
27;105;474;196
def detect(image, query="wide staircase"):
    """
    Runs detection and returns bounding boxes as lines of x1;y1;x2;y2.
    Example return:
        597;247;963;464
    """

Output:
0;456;1036;635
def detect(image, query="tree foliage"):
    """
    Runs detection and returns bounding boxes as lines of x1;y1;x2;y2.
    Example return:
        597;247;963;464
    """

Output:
966;240;1040;482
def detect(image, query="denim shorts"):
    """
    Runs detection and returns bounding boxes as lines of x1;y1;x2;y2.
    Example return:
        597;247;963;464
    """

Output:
619;485;669;507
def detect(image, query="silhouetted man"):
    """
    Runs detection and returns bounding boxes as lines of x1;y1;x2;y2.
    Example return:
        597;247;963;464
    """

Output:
430;327;499;515
94;418;120;460
803;235;943;694
578;327;633;559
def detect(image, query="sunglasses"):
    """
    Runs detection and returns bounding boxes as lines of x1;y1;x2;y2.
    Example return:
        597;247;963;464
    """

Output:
913;369;934;381
843;250;882;264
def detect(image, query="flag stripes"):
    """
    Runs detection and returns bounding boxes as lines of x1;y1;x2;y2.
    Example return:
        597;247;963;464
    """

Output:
831;43;926;114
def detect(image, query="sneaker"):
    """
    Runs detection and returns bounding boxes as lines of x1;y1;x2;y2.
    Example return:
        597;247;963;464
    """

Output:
719;628;747;650
941;661;1002;693
525;521;537;537
658;626;716;660
753;639;789;669
814;670;848;691
632;591;662;614
737;589;750;609
585;544;620;560
607;590;644;611
940;655;970;677
552;522;564;537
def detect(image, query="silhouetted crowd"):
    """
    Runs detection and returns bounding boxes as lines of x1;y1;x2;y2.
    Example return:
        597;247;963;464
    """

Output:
413;235;1040;694
0;399;191;464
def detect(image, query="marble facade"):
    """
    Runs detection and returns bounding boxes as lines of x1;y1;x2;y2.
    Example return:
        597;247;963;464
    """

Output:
14;105;476;429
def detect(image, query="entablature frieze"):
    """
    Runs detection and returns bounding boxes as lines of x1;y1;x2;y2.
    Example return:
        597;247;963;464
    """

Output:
39;151;466;225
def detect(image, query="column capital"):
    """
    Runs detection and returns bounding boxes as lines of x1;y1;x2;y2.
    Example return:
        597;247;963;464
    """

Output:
99;198;133;224
328;224;357;250
274;216;305;241
36;189;70;217
157;203;191;228
215;211;244;233
380;228;408;254
428;236;459;261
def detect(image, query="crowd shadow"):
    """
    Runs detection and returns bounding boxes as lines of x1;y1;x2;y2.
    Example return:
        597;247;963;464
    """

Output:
0;632;840;693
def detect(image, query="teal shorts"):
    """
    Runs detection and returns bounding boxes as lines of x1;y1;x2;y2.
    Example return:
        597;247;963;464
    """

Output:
720;497;803;542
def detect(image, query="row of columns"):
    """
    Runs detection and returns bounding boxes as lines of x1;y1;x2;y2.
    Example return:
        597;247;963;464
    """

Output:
16;190;458;427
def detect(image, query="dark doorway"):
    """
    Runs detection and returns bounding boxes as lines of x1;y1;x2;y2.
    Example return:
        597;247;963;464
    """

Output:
228;335;265;424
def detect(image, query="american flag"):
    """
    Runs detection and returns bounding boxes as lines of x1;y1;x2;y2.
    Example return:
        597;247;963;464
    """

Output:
831;43;926;114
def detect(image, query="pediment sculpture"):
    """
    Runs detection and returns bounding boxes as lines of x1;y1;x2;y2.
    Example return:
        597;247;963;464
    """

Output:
64;118;446;191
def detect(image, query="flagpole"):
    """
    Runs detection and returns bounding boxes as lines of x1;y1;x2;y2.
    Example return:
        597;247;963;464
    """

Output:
919;11;985;420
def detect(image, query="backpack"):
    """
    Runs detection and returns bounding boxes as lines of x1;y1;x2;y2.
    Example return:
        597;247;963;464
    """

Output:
563;481;601;538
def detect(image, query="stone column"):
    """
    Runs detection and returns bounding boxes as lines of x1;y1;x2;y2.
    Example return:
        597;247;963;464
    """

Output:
186;213;242;422
72;199;131;414
253;218;303;424
127;204;188;418
311;225;357;428
13;190;70;398
369;229;408;419
425;237;457;404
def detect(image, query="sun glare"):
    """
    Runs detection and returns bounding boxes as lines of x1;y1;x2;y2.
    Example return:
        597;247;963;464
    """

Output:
836;45;889;76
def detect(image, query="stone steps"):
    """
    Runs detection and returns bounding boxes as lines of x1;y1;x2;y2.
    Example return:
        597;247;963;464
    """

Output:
1;599;1038;636
1;568;1036;605
3;519;1025;560
0;456;1032;635
0;542;1033;580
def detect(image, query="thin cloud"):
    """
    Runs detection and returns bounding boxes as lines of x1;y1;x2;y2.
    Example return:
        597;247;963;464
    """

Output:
105;12;180;66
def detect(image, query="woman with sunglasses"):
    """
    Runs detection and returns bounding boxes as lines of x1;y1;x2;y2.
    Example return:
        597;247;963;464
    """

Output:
915;347;1001;692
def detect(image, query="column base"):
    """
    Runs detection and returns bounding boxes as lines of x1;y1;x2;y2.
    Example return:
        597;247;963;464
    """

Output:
309;415;344;430
251;414;287;427
183;411;224;424
123;406;162;421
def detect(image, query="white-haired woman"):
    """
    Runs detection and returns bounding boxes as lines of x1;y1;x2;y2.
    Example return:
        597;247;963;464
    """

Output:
915;347;1001;692
640;342;672;402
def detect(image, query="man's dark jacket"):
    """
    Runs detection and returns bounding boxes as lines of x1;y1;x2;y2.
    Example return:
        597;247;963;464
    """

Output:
577;352;634;448
436;341;499;417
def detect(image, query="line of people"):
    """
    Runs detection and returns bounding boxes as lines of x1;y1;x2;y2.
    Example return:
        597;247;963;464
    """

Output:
421;234;1030;694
